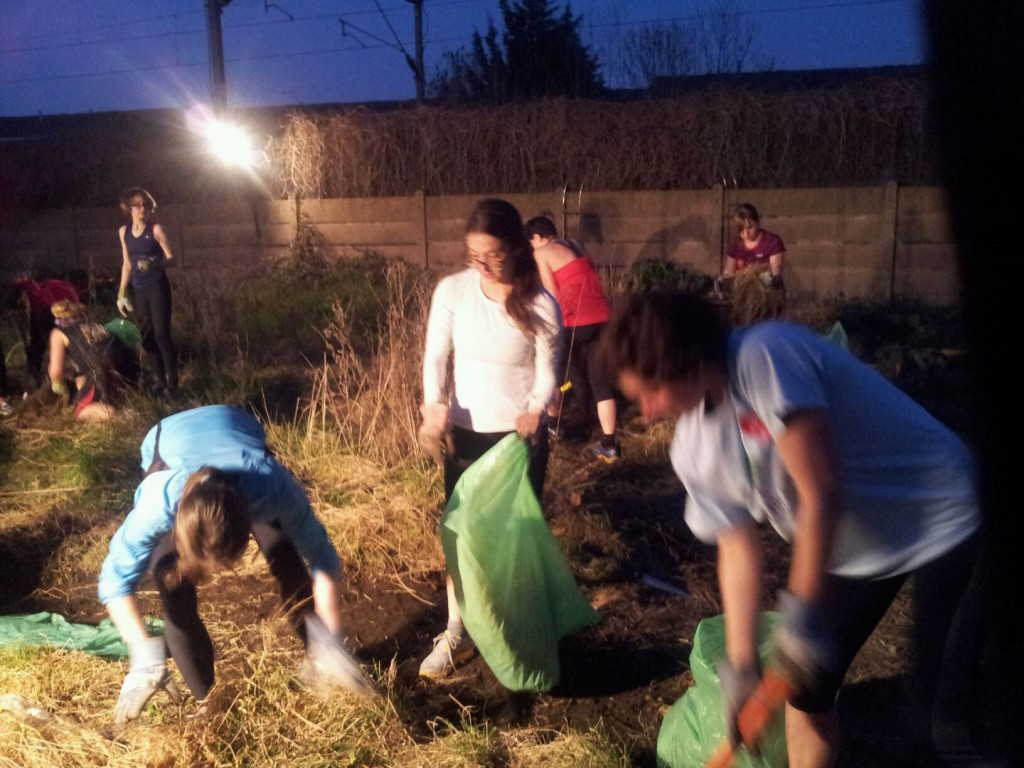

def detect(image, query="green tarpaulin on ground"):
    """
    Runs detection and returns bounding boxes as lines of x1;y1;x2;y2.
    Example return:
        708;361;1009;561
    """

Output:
0;612;162;659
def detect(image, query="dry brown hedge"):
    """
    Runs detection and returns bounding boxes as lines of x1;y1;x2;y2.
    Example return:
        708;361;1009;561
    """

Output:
2;75;933;208
266;79;933;199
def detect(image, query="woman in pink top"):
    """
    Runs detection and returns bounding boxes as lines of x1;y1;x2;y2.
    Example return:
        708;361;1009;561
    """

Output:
526;215;619;462
722;202;786;293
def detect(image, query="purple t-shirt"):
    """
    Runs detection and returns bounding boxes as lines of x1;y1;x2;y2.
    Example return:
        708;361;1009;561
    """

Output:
726;230;785;270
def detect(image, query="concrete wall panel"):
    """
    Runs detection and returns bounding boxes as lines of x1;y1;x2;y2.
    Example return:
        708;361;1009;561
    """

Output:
1;186;963;305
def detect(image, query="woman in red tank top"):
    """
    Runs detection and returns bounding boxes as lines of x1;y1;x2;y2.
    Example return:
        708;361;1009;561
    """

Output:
526;215;619;462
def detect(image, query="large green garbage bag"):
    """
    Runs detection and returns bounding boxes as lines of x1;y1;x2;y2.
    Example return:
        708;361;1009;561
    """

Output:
0;612;163;659
657;612;788;768
441;433;601;692
104;317;142;349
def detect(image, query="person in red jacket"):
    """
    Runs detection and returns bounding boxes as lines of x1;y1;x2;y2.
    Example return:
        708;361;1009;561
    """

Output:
13;273;81;386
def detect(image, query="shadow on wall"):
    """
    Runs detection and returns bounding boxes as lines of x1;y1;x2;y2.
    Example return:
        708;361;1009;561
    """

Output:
638;216;714;271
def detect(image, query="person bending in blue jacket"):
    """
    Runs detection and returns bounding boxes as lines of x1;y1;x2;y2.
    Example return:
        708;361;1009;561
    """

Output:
99;405;371;724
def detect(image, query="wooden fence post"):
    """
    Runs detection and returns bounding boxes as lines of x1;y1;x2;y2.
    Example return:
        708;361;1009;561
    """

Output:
882;181;899;303
416;190;428;268
712;183;726;276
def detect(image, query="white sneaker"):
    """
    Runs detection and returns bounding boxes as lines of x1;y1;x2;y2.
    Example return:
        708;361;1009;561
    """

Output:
418;629;476;680
0;398;13;417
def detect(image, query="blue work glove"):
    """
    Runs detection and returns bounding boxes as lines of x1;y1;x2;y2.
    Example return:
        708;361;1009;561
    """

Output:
302;614;374;697
716;657;762;746
114;637;182;724
771;591;837;699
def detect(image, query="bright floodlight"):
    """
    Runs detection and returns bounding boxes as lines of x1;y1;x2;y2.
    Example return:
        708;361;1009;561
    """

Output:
207;120;254;167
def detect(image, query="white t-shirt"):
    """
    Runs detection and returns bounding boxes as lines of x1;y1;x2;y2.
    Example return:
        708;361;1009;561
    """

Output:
423;268;562;433
670;321;979;579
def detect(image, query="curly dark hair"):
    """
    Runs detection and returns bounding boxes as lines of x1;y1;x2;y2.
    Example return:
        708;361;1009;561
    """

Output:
597;289;730;384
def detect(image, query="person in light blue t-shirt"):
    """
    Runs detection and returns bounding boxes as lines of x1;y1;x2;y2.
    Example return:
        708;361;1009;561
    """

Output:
597;290;980;768
98;405;371;724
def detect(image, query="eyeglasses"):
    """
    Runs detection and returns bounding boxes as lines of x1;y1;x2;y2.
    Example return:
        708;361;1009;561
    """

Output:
130;202;146;209
466;248;507;268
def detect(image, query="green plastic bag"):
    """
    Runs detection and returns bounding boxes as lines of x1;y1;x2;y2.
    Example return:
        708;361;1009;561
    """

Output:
0;612;163;659
104;317;142;349
823;321;849;350
441;433;601;692
657;613;788;768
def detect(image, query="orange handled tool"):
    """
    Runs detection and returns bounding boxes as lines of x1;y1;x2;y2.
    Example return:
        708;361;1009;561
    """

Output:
705;668;793;768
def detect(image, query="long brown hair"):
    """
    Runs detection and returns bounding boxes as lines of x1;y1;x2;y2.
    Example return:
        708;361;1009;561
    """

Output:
466;198;543;335
168;467;250;587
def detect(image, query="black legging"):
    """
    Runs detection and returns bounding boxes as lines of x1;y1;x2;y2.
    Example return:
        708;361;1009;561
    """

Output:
443;425;550;503
149;521;313;700
26;309;53;385
558;322;613;427
133;275;177;390
789;532;979;719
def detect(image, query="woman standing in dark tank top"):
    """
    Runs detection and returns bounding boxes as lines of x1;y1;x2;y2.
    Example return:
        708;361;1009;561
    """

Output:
117;187;178;394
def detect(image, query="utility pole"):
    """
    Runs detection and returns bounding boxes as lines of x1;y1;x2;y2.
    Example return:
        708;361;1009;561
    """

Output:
206;0;233;114
406;0;425;102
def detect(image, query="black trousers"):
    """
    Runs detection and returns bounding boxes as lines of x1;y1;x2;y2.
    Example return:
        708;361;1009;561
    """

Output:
133;275;177;390
26;309;53;385
443;425;550;503
790;532;980;724
149;521;313;700
558;322;613;428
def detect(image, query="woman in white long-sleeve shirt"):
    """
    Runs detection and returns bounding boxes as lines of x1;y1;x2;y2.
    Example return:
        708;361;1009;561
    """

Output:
417;198;562;680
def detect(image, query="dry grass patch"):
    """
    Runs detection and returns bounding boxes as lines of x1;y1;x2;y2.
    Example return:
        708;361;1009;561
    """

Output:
0;613;411;768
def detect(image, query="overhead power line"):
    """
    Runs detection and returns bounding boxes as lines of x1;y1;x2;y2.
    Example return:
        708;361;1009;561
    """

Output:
0;0;912;90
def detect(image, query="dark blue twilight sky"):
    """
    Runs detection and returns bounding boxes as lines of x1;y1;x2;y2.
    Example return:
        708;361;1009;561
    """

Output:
0;0;927;117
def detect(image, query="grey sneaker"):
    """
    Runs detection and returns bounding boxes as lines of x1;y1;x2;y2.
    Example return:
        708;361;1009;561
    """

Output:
0;398;13;417
418;629;476;680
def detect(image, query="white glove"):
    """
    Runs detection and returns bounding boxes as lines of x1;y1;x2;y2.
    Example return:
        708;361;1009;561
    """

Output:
302;614;374;696
114;637;182;724
116;295;133;317
417;403;452;465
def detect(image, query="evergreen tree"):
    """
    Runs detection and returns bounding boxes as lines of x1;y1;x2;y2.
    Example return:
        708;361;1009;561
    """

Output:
428;0;603;103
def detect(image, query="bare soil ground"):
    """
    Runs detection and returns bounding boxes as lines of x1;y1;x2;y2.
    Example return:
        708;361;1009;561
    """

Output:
0;298;999;767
